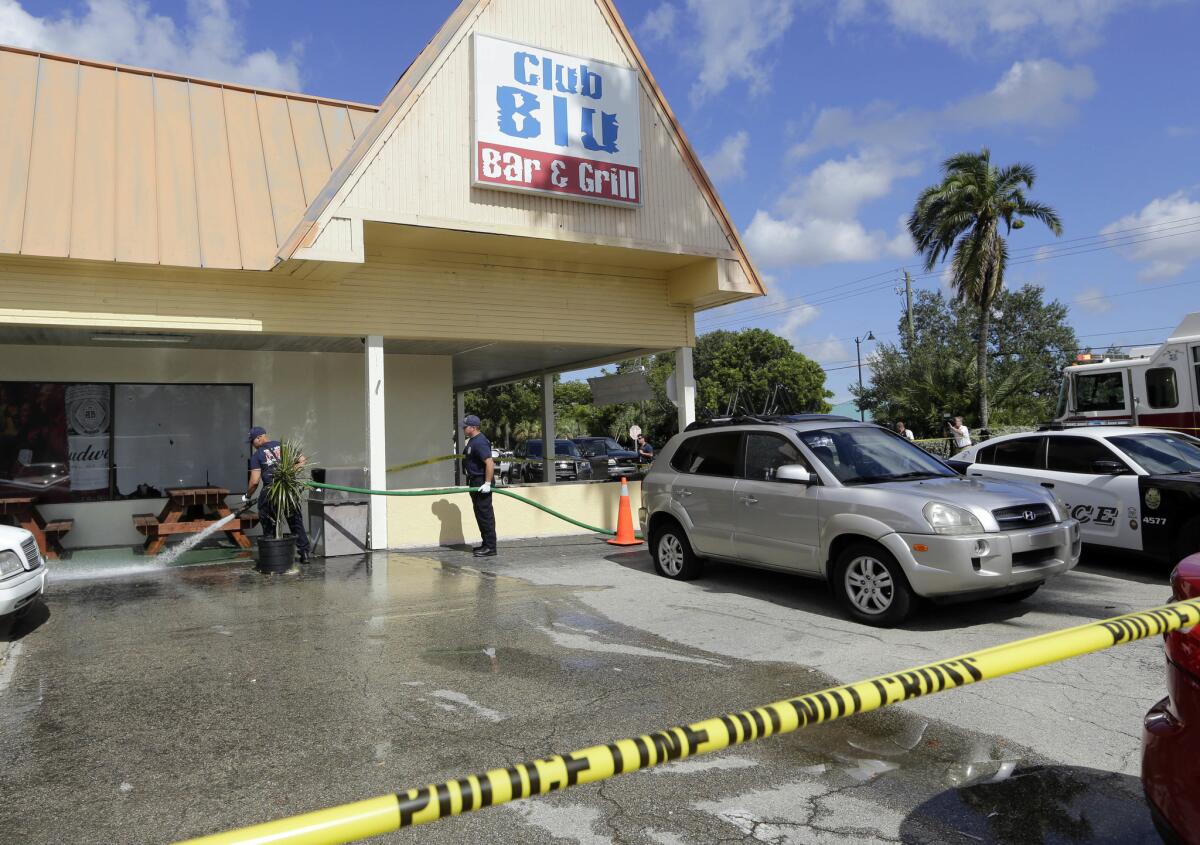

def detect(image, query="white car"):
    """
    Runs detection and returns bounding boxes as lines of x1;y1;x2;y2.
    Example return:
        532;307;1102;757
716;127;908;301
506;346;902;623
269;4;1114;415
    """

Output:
0;524;47;618
951;426;1200;563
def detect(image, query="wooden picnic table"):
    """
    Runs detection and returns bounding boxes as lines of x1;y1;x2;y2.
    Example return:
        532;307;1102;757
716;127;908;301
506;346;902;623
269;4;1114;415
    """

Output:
0;496;72;559
132;487;259;555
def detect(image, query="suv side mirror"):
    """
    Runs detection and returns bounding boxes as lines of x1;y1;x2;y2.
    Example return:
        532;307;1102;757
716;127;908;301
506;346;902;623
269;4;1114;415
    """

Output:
1092;459;1127;475
776;464;814;484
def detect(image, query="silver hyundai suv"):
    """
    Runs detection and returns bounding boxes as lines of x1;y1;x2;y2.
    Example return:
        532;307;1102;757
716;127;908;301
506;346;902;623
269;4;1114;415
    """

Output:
639;417;1081;626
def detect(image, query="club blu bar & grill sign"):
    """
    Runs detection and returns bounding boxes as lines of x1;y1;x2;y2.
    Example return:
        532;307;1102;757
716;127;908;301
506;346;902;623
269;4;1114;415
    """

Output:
472;34;641;206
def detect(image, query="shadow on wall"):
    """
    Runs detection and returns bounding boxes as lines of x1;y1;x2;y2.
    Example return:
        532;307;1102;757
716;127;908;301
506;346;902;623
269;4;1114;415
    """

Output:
431;498;466;546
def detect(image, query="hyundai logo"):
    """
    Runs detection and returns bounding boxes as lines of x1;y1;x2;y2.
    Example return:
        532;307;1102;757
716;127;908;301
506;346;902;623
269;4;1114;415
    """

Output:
1023;510;1037;521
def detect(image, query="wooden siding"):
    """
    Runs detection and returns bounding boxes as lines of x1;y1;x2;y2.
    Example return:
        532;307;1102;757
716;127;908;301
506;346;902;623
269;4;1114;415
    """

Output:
0;46;378;270
337;0;735;258
0;252;690;348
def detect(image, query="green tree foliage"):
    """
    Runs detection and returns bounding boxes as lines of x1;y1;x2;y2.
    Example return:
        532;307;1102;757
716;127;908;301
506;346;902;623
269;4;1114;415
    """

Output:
694;329;832;418
463;329;832;450
857;286;1078;436
908;148;1063;428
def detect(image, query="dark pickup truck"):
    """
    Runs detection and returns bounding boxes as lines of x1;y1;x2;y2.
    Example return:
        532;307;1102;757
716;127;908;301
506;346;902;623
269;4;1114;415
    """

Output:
573;436;640;480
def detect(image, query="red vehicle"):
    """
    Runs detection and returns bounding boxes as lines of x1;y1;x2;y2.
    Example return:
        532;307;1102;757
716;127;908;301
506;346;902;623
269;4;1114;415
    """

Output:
1143;552;1200;844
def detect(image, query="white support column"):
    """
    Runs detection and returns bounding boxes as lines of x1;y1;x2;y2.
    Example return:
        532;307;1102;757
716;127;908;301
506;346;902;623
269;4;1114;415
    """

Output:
542;373;556;484
454;391;466;486
364;335;389;550
676;346;696;431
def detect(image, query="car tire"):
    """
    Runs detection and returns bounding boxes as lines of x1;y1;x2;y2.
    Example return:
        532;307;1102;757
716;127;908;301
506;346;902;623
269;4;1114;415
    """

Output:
832;542;915;627
650;521;703;581
998;584;1041;603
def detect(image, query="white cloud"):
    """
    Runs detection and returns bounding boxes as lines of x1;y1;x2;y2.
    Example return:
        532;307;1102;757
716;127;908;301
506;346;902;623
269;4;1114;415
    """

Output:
682;0;798;103
886;216;915;258
1102;191;1200;281
703;131;750;183
777;298;821;345
833;0;1141;53
640;2;677;43
745;152;918;267
1073;286;1112;314
794;334;851;364
0;0;302;90
946;60;1096;128
793;59;1096;159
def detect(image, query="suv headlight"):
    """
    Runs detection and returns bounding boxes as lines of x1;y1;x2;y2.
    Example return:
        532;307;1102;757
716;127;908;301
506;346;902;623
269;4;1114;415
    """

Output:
0;550;24;580
608;458;617;466
923;502;985;535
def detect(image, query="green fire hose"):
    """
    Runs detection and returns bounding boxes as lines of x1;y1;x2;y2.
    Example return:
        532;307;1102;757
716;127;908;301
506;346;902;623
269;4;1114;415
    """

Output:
307;481;634;538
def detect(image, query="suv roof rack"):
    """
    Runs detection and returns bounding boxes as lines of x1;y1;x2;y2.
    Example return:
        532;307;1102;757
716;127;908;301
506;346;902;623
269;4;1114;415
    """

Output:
684;413;855;432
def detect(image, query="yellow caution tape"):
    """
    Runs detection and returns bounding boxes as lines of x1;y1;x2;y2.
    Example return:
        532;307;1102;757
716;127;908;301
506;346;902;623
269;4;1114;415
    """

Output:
175;598;1200;845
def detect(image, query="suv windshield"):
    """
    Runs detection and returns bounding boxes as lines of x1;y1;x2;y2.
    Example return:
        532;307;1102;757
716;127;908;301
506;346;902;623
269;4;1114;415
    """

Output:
1109;433;1200;474
800;427;956;485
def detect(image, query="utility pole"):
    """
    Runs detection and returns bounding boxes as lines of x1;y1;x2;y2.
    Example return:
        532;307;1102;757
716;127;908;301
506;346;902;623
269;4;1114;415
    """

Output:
903;270;915;350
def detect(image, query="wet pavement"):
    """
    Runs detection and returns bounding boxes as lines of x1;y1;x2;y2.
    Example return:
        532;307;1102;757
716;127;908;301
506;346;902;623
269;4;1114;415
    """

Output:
0;538;1174;844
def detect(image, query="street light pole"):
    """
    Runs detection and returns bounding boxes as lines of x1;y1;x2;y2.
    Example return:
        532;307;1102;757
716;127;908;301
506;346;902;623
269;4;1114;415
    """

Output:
854;330;875;421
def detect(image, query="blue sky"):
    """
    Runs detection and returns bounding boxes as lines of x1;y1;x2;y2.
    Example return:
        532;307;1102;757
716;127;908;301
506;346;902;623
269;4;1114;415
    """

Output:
6;0;1199;401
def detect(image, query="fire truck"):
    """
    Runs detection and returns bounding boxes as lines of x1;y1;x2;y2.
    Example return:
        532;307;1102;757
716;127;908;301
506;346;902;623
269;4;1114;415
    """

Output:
1054;312;1200;434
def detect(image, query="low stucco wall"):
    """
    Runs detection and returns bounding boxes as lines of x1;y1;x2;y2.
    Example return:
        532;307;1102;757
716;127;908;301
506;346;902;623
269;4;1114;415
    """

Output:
385;480;642;548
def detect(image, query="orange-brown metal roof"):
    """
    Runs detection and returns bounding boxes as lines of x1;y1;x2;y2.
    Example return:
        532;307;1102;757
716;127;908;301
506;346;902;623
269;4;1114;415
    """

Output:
0;45;378;271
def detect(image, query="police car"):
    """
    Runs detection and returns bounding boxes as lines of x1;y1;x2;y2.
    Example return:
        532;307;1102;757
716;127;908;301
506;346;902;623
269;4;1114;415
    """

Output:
951;426;1200;563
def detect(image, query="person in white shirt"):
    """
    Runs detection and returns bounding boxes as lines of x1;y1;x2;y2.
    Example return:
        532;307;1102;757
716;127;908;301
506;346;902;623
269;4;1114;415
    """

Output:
948;416;972;449
895;421;916;441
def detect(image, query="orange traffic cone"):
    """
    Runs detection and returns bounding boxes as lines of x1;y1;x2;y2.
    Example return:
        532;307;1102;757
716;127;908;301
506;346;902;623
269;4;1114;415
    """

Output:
607;477;642;546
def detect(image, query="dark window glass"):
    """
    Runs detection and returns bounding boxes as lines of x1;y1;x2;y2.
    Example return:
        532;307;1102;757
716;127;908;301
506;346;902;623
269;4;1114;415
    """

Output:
976;444;996;464
526;441;543;458
991;437;1044;469
1046;437;1123;474
0;381;251;504
743;433;807;481
1146;368;1179;409
1110;433;1200;474
1075;372;1125;412
671;432;740;476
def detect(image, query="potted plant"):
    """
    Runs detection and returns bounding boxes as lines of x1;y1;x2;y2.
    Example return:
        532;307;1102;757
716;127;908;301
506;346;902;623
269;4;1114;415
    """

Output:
256;440;309;574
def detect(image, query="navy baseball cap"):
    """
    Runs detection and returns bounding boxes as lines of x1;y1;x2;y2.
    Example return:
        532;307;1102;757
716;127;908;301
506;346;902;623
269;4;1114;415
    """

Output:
461;414;481;427
247;426;267;443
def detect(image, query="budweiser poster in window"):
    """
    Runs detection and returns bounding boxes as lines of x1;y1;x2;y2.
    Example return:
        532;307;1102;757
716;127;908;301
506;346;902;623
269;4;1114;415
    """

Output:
66;384;111;500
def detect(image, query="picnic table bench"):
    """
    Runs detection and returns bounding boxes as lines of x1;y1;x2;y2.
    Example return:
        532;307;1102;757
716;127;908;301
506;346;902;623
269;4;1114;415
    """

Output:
132;487;259;555
0;496;72;559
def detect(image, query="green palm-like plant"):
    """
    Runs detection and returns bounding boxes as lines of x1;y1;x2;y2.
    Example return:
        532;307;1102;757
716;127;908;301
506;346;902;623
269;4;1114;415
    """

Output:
908;148;1062;428
266;440;309;540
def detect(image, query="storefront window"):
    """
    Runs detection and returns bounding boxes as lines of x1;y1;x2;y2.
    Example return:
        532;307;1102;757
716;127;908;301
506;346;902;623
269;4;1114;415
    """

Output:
0;382;250;503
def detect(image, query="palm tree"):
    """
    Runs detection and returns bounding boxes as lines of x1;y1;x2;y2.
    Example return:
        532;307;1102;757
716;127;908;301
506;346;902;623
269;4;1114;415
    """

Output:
907;149;1062;428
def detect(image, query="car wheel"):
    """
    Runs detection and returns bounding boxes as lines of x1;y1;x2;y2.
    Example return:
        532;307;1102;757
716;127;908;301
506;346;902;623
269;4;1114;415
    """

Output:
998;584;1041;603
833;543;914;627
650;521;702;581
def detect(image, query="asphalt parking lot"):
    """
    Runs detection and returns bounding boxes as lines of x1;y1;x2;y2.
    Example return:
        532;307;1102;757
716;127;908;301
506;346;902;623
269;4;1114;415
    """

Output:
0;538;1176;844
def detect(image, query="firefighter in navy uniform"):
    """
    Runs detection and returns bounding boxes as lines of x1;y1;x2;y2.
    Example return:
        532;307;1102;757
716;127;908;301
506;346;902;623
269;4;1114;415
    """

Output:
462;415;497;557
243;426;311;564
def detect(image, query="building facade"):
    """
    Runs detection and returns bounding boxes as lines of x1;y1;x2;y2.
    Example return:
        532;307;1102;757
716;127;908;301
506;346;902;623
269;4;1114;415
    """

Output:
0;0;764;551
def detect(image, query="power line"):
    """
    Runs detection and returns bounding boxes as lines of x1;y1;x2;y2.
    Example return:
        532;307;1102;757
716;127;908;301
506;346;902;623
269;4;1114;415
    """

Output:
699;215;1200;330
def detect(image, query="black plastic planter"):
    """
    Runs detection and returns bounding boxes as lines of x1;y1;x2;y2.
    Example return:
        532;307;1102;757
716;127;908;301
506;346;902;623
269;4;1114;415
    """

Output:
256;536;296;573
